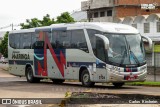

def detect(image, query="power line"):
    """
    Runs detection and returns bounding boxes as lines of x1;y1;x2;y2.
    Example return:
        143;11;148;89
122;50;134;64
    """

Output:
0;24;20;30
0;25;11;30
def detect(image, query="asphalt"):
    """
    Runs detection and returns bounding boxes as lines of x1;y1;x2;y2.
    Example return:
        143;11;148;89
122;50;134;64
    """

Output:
0;63;160;107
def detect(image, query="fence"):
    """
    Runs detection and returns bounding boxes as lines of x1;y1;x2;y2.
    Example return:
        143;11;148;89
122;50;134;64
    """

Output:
146;46;160;81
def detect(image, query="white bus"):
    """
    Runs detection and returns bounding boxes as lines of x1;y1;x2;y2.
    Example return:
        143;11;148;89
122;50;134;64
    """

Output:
8;22;152;87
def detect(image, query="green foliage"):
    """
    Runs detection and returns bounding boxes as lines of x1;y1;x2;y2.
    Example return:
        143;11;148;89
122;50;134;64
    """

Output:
56;12;75;23
0;32;9;58
20;12;75;29
20;18;43;29
154;45;160;53
41;14;55;26
127;81;160;86
20;14;55;29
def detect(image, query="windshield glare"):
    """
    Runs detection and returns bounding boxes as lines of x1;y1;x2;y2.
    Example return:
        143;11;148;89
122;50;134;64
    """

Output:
104;33;145;66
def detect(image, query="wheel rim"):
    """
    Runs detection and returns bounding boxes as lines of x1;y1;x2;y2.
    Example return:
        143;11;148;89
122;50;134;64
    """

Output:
27;69;32;80
83;73;89;83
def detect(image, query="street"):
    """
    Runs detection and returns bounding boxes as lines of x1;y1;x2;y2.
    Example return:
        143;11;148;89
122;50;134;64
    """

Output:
0;64;160;107
0;63;160;96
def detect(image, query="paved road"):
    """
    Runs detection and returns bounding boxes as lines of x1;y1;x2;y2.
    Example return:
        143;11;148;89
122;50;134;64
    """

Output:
0;64;160;107
0;63;160;97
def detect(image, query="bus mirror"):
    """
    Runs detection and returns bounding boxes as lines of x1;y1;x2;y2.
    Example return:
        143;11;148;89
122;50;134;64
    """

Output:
141;35;152;50
95;34;109;50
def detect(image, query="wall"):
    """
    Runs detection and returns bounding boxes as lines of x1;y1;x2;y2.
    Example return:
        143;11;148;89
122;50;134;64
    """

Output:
115;0;160;17
92;17;113;22
81;0;114;11
115;0;160;5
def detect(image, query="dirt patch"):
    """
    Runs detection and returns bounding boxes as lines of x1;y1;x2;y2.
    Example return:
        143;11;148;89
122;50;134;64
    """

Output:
66;92;160;104
0;65;14;77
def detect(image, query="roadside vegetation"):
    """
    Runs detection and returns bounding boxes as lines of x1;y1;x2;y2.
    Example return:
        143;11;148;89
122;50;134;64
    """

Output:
0;32;8;58
126;81;160;86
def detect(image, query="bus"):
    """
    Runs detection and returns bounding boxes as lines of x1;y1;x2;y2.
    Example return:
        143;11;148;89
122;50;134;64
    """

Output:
8;22;152;87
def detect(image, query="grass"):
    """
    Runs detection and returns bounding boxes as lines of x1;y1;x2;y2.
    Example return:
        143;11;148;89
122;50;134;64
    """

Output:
154;45;160;53
126;81;160;86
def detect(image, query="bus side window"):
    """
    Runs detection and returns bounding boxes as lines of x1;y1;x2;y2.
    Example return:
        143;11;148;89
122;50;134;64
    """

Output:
20;33;31;49
96;37;106;62
14;34;20;49
31;32;44;49
52;31;59;49
31;33;37;49
59;30;71;49
71;30;88;52
19;34;23;49
87;29;102;55
34;41;44;49
52;30;71;49
58;31;67;48
46;31;52;42
9;34;15;49
66;31;72;48
43;31;51;49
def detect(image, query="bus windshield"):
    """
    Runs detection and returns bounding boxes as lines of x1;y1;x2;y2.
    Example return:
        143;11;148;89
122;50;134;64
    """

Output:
104;33;145;66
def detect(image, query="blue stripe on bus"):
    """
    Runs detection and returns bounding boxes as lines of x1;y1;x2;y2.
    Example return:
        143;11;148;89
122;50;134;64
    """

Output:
67;62;106;68
9;60;33;65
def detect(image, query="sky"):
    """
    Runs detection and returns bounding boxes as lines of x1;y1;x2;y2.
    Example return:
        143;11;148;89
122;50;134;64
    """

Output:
0;0;86;31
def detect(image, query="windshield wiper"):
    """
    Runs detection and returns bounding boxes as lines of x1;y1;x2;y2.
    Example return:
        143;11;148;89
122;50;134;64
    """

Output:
124;36;140;65
130;50;140;65
120;49;127;64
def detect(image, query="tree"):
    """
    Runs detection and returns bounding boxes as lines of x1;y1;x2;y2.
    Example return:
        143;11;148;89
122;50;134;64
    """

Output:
0;32;9;58
41;14;55;26
56;12;75;23
20;18;42;29
20;14;55;29
20;12;75;29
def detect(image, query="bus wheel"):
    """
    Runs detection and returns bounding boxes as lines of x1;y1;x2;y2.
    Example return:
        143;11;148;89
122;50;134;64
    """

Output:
52;79;65;84
26;67;40;83
81;69;95;87
112;82;124;88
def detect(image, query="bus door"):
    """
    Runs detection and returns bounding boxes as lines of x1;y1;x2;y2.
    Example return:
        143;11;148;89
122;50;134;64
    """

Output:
33;29;50;77
94;36;107;82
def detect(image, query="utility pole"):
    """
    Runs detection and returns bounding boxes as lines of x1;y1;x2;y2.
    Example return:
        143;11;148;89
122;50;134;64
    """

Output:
88;0;92;22
88;5;91;22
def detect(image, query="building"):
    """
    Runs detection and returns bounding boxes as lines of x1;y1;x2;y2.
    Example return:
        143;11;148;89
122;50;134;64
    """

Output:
81;0;160;22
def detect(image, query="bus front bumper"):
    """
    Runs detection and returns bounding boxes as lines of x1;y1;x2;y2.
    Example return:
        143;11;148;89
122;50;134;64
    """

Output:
107;68;147;82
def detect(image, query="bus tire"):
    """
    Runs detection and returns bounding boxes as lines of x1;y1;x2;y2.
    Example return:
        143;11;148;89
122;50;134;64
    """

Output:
26;66;40;83
81;69;95;87
52;79;65;84
112;82;124;88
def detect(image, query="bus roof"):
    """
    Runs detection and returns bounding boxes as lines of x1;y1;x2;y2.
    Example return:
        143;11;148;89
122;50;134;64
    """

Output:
84;22;139;34
10;22;139;34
